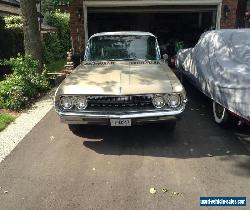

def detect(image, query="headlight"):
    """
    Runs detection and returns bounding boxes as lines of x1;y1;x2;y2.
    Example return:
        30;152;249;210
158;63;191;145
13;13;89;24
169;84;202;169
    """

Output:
152;95;166;109
166;94;181;108
60;96;74;110
75;96;88;110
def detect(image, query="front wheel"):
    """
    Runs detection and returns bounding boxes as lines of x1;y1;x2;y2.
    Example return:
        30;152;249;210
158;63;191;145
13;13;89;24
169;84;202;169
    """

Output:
212;101;238;127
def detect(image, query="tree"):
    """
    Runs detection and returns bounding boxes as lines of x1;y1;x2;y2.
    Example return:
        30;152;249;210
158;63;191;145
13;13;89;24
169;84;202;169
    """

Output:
41;0;72;12
20;0;43;66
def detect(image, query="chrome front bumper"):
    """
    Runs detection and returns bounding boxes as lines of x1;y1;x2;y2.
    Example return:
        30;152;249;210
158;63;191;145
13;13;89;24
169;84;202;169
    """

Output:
56;105;186;125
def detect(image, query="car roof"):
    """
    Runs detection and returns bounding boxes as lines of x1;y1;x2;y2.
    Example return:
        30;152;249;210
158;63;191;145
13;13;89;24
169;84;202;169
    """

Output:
89;31;156;39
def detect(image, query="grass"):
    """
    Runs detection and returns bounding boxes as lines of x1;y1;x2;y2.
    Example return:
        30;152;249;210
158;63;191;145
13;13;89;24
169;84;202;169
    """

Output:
46;59;66;73
0;113;16;132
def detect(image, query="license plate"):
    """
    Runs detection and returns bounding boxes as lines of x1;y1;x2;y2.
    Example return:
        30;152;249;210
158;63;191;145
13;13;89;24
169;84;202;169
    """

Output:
110;119;131;127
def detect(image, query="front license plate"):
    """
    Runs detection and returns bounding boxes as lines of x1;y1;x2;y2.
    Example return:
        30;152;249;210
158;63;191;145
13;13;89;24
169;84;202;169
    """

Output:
110;119;131;127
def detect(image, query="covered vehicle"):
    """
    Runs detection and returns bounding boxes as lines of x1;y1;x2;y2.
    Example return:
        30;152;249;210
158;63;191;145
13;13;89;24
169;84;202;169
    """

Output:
176;29;250;126
54;32;187;129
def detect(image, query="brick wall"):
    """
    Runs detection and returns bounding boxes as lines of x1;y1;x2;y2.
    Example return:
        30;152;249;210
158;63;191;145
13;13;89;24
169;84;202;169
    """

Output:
221;0;239;28
69;0;239;54
69;0;84;55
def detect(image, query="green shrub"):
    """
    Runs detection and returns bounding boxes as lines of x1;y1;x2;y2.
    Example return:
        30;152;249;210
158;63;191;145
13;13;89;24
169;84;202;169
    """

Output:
43;11;70;63
43;33;62;63
0;55;49;110
4;16;23;31
46;58;66;73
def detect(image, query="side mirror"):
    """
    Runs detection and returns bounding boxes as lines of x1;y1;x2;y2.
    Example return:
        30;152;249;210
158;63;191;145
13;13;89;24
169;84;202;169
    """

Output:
162;54;168;61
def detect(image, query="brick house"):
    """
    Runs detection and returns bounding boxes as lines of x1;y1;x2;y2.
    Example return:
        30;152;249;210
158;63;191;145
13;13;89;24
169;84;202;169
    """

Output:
0;0;57;34
0;0;20;16
69;0;249;59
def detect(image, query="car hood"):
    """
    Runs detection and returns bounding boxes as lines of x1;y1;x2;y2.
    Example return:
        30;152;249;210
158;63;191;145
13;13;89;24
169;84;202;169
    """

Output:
56;61;183;96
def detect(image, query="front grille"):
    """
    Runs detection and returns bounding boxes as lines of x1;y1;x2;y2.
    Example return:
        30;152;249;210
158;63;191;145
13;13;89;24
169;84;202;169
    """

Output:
87;95;153;109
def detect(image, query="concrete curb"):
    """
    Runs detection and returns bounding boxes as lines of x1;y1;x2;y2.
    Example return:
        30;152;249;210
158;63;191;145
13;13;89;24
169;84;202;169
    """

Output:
0;88;56;163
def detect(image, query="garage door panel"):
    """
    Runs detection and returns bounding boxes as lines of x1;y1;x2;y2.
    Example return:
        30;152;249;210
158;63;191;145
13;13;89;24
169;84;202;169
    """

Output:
84;0;221;7
88;5;217;13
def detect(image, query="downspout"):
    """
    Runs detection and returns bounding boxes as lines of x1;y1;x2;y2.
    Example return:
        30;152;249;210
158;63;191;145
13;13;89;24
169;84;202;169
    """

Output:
216;1;222;29
83;0;88;48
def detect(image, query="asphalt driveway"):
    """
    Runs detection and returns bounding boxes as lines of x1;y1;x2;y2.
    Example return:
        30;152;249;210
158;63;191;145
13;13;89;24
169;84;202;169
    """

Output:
0;81;249;210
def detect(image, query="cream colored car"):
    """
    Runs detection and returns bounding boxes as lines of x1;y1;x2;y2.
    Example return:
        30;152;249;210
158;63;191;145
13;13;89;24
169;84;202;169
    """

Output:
55;32;187;129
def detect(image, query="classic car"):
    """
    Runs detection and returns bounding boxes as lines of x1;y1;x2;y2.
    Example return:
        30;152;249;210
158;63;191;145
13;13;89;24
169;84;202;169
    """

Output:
54;31;187;129
176;29;250;126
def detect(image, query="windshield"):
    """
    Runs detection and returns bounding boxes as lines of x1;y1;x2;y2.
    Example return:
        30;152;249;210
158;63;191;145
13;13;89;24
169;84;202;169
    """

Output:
85;35;160;61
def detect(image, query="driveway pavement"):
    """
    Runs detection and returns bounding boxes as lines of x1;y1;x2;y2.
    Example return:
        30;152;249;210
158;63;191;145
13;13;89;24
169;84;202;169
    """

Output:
0;81;249;210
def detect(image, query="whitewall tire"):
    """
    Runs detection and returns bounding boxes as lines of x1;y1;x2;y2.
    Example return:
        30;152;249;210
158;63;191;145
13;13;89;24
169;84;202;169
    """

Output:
212;101;238;127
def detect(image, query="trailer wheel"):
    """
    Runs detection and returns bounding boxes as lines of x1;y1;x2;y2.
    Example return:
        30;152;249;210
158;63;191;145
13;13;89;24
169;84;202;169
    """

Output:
212;101;238;127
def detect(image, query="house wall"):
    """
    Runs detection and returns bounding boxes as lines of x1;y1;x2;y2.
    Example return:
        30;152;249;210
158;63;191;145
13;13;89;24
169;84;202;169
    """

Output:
0;2;20;15
69;0;85;55
69;0;240;54
221;0;239;28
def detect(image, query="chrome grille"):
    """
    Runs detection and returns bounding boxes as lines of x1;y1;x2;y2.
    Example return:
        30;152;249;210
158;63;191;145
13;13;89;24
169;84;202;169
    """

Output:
87;95;153;108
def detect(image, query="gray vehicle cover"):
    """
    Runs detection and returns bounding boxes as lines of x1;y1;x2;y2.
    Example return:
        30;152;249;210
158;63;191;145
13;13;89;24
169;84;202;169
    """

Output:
177;29;250;121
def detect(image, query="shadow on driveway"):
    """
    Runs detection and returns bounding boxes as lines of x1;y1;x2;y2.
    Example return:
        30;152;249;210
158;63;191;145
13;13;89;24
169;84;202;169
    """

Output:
68;80;250;176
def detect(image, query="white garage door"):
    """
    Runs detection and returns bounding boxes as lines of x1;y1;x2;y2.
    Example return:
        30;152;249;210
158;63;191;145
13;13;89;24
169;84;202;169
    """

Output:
82;0;222;45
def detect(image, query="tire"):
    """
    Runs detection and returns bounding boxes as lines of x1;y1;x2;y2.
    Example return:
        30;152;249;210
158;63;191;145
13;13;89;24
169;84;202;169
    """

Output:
212;101;238;127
